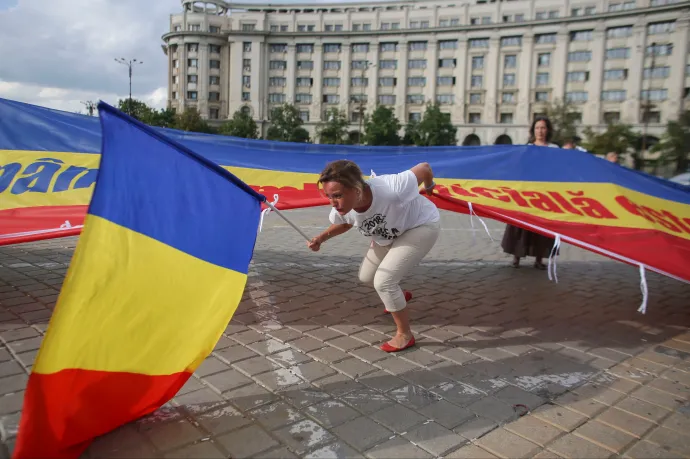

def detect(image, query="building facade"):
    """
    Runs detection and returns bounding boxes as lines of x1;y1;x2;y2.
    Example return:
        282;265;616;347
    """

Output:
162;0;690;145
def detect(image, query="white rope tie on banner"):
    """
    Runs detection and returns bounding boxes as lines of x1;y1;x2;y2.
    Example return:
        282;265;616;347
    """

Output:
638;265;649;314
467;202;495;243
547;234;562;283
370;169;377;177
258;194;279;234
264;199;312;242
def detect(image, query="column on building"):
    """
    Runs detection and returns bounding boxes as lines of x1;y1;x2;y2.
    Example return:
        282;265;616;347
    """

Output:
516;32;534;126
585;25;606;125
395;39;409;122
228;40;244;116
286;43;297;105
197;43;209;117
340;42;352;115
626;22;647;125
249;37;264;119
483;36;500;124
220;41;231;119
551;29;569;102
452;36;468;124
667;16;690;119
312;42;324;122
179;42;188;112
424;39;439;106
367;41;380;115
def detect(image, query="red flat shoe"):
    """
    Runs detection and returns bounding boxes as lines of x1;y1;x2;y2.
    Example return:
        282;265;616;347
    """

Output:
380;336;416;353
385;291;412;314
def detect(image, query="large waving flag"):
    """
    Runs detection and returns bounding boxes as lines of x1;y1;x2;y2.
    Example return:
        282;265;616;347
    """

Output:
13;102;265;458
1;97;689;286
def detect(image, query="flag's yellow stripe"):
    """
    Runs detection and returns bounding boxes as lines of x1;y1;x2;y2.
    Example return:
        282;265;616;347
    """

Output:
33;214;247;375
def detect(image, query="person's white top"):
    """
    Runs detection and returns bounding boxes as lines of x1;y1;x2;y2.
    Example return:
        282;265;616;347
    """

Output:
528;142;560;148
329;170;440;246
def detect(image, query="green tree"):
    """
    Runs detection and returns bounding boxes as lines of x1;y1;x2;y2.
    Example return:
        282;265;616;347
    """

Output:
317;108;351;145
583;123;640;165
363;105;401;146
117;98;155;121
175;107;215;133
401;121;419;146
652;110;690;175
543;98;579;146
266;103;310;143
413;104;456;146
219;109;259;139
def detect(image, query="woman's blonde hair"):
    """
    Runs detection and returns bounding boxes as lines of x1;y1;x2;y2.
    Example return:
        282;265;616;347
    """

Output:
317;160;367;194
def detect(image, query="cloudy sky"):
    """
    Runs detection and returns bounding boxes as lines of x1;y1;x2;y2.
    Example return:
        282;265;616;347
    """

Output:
0;0;183;113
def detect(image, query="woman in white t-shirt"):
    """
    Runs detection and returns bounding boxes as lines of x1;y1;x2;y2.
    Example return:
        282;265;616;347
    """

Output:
307;160;440;352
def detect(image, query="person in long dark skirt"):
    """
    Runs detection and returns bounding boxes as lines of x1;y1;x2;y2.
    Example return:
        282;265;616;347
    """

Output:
501;116;558;269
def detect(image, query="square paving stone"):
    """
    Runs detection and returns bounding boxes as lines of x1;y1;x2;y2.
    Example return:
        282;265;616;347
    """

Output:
332;358;378;379
304;441;364;459
615;396;671;423
532;404;589;432
625;440;680;459
0;374;27;396
273;419;336;454
173;388;226;415
142;418;206;452
348;346;389;364
224;383;277;411
364;436;433;459
163;440;225;459
310;347;350;364
203;369;252;394
280;383;333;408
214;345;258;365
403;421;468;456
546;434;613;459
574;420;636;453
332;416;393;451
294;361;337;382
312;373;364;397
432;381;486;407
193;404;252;435
254;367;304;391
370;403;427;433
416;400;475;430
597;407;655;438
466;396;517;424
444;444;499;459
216;424;279;458
358;370;407;393
476;427;541;459
306;399;361;427
233;356;282;376
504;415;564;447
646;427;690;456
0;391;24;416
454;415;498;441
249;401;305;430
269;349;313;368
195;357;230;378
387;384;440;409
339;387;394;414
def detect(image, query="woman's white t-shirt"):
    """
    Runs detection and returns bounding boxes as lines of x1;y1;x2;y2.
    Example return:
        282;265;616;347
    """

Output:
329;170;440;246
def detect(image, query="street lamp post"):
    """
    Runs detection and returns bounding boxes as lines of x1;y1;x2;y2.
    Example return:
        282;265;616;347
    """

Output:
115;58;143;115
355;62;374;145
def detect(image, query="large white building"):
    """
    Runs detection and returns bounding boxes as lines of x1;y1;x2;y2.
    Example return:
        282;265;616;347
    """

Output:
162;0;690;145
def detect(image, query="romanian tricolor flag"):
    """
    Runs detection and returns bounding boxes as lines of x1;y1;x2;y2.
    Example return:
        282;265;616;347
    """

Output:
13;102;264;458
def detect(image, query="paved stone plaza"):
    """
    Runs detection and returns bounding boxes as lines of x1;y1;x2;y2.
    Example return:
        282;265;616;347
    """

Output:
1;208;689;458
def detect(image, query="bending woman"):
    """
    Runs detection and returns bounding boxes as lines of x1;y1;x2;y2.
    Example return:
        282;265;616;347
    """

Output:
307;160;440;352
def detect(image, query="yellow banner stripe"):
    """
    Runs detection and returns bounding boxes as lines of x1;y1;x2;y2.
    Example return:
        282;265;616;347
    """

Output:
3;150;690;241
33;214;247;375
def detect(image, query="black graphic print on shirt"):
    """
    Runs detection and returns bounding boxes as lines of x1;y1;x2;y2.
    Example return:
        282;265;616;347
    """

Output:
358;213;400;240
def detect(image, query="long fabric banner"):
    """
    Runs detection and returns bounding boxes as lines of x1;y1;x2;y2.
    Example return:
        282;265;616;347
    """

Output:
1;97;690;284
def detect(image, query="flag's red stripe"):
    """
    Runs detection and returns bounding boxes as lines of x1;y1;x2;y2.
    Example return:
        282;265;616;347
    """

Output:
13;369;191;459
430;194;690;282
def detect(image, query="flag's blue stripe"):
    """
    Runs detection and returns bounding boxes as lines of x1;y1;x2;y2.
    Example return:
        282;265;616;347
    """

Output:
2;97;689;204
90;103;262;274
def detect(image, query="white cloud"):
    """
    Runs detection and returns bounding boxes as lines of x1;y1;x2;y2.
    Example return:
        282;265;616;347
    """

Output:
0;0;179;111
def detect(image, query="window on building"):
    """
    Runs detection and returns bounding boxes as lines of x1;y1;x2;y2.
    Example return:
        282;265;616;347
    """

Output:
187;75;198;83
644;66;671;78
378;77;397;86
471;75;483;88
187;59;198;68
469;93;482;104
209;45;221;54
209;108;219;119
242;92;250;101
601;90;626;101
565;91;588;103
299;111;310;122
536;72;549;86
409;112;422;122
378;95;396;105
604;69;628;80
437;76;456;86
568;51;592;62
209;92;220;101
296;93;312;104
351;77;368;87
297;60;313;70
269;77;286;86
187;43;199;52
409;41;428;51
537;53;551;66
648;21;675;34
606;47;630;59
500;113;514;124
209;26;221;33
187;91;198;99
439;58;457;68
503;73;516;86
535;91;549;102
570;30;593;41
269;44;287;53
269;93;286;103
642;111;661;123
323;78;340;86
647;43;673;56
469;113;481;123
502;92;516;104
242;76;251;87
296;44;314;53
210;60;220;69
535;33;557;44
296;77;313;87
352;43;369;53
439;40;458;49
269;60;286;70
566;71;589;82
379;60;397;69
640;89;668;100
323;44;341;53
243;42;251;52
603;112;620;123
408;59;427;69
469;38;490;48
472;56;484;69
323;94;340;103
380;42;398;52
323;61;341;70
436;94;454;104
209;76;220;85
407;77;426;86
500;36;522;47
606;26;633;38
504;55;517;68
242;24;256;31
407;94;424;104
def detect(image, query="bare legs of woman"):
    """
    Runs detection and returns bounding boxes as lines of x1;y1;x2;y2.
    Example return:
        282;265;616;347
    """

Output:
388;309;413;349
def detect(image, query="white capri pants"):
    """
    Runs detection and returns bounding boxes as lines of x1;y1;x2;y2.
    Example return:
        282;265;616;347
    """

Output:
357;221;441;312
